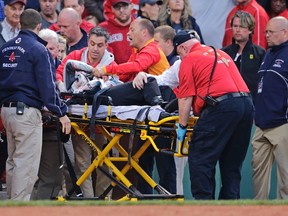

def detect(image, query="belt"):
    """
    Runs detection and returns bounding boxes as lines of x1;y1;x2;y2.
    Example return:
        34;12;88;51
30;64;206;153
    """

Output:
2;102;30;108
215;92;250;103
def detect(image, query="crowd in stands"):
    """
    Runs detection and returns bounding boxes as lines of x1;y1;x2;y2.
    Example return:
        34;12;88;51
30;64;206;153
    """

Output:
0;0;288;201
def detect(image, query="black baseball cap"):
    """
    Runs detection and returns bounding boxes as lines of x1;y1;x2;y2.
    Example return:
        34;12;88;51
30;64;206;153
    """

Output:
139;0;163;6
4;0;26;6
173;30;197;49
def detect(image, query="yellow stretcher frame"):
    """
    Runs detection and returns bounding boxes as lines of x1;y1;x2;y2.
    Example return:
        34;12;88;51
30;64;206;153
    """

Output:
61;105;198;201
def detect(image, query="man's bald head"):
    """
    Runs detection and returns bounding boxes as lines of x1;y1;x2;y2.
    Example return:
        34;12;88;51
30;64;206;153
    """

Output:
58;7;81;23
265;16;288;47
268;16;288;31
57;7;82;44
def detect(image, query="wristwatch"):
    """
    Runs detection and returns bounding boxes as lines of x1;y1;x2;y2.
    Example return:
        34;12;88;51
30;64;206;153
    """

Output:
179;123;187;129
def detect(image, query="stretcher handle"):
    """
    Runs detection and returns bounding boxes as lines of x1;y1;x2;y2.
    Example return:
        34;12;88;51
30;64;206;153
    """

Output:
159;149;176;156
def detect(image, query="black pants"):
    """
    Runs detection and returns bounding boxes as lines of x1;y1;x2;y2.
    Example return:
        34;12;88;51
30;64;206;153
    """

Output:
102;77;162;106
189;96;254;199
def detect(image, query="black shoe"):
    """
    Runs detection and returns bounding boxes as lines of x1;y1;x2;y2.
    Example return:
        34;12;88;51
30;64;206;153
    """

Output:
163;98;178;113
151;96;169;109
151;96;164;106
159;111;171;120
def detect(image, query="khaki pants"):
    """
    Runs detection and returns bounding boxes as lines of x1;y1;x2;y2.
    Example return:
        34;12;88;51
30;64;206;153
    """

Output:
1;107;42;200
72;132;111;197
252;124;288;199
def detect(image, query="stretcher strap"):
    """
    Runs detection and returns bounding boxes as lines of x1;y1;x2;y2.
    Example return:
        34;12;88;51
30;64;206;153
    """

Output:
63;142;83;197
128;106;151;165
89;87;110;139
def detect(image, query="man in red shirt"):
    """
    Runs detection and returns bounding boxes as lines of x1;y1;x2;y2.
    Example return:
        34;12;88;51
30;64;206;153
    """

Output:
99;0;134;64
174;30;254;199
223;0;269;49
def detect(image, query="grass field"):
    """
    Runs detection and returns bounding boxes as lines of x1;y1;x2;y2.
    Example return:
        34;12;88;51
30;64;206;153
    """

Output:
1;199;288;206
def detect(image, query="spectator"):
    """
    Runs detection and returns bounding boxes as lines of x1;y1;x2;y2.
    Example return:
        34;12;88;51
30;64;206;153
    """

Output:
84;14;99;26
50;0;95;34
56;27;116;197
0;0;25;47
252;16;288;200
138;0;162;27
103;0;138;21
57;34;67;60
31;28;64;199
222;11;266;103
39;0;60;29
84;0;105;24
174;30;254;199
99;0;134;64
154;25;179;65
93;18;169;82
57;7;88;55
158;0;204;43
267;0;288;19
223;0;269;49
0;8;70;201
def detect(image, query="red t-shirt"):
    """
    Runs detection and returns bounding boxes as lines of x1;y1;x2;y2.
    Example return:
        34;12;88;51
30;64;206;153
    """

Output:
177;43;249;115
99;19;133;64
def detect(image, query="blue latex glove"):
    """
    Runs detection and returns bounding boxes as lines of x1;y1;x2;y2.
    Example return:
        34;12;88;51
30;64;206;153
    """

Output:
176;123;187;143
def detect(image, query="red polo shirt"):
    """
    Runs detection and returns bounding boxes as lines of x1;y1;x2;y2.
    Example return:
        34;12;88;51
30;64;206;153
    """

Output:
176;43;249;115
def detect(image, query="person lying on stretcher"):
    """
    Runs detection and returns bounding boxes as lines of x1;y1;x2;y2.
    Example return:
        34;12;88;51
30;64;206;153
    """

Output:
62;59;168;108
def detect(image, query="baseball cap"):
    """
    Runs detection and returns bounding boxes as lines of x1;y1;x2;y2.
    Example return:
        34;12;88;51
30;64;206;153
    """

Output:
173;30;197;49
111;0;131;7
4;0;26;6
139;0;163;6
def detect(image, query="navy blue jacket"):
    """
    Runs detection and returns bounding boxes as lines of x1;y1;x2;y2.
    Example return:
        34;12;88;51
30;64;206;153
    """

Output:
255;41;288;129
0;30;67;117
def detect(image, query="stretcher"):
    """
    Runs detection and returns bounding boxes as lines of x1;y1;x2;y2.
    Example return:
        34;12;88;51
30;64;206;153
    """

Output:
58;61;197;201
59;94;197;201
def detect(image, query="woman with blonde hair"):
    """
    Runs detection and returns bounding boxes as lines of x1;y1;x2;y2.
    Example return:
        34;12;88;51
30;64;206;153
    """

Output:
158;0;204;43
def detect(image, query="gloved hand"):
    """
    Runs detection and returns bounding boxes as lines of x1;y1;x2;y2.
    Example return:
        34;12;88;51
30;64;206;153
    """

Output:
176;123;187;143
